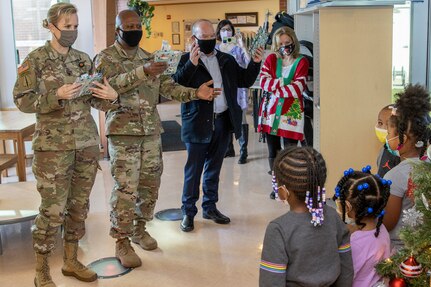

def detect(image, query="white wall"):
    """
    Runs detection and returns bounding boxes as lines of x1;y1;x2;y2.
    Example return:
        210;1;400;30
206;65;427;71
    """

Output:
72;0;95;58
0;0;18;109
70;0;100;128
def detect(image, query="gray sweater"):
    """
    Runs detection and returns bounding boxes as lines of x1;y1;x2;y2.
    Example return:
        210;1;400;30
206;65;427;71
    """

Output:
259;205;353;287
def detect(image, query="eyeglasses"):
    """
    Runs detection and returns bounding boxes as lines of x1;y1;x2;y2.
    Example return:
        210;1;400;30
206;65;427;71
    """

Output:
220;27;232;32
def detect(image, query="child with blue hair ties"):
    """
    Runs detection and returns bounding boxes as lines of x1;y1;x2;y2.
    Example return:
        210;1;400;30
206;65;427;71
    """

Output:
333;166;391;287
259;146;353;287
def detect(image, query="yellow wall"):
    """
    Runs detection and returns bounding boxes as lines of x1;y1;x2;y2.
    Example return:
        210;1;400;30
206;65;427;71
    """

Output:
319;7;393;190
139;0;279;52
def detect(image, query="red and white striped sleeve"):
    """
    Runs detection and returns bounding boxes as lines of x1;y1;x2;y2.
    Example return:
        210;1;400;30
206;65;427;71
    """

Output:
260;56;309;99
259;54;284;93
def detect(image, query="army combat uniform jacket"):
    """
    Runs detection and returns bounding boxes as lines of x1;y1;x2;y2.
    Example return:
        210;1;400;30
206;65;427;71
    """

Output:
93;41;198;136
13;41;111;151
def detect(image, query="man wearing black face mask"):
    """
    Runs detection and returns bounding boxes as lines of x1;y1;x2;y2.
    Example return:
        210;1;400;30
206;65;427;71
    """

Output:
94;10;219;268
172;19;264;232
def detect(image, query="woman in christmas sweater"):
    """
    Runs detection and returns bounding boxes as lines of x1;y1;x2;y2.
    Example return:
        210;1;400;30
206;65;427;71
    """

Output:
258;26;309;198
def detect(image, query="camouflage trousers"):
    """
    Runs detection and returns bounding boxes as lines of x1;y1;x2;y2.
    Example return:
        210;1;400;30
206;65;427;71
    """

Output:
108;135;163;239
31;146;99;254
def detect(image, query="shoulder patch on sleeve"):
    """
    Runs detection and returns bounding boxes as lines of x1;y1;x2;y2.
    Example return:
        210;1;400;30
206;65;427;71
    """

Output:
18;61;30;75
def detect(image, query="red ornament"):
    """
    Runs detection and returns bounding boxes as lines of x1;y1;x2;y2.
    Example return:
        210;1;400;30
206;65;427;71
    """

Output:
389;277;407;287
400;255;423;278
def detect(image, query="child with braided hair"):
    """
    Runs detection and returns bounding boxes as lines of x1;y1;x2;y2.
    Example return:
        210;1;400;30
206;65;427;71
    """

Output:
259;146;353;287
333;166;391;287
382;84;431;250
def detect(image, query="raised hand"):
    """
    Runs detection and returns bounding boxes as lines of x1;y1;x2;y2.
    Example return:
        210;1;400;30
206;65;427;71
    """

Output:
196;80;222;101
90;77;118;101
252;46;264;63
236;32;245;48
189;42;200;66
57;83;82;100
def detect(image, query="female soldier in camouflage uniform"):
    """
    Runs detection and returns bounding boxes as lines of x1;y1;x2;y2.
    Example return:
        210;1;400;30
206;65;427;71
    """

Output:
13;3;117;287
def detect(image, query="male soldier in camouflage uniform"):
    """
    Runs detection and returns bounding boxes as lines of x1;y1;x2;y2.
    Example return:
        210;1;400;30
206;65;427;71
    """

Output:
13;3;118;287
94;9;217;268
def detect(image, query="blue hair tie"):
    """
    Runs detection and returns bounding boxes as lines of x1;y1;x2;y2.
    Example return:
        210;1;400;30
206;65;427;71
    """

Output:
367;207;374;214
387;180;392;186
358;183;369;191
377;210;385;218
344;168;354;176
381;179;387;185
335;186;341;197
362;165;372;173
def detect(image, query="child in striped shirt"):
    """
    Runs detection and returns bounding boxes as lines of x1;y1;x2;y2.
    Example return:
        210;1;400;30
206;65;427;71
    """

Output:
259;147;353;287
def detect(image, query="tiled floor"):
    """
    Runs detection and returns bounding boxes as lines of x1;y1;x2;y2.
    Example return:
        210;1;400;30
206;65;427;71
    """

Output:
0;102;287;287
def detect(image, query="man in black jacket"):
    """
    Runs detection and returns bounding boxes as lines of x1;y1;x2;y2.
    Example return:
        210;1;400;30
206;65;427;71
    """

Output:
172;19;263;232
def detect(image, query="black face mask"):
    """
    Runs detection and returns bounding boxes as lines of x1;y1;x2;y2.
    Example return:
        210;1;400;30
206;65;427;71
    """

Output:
279;43;295;56
196;37;216;54
119;29;143;47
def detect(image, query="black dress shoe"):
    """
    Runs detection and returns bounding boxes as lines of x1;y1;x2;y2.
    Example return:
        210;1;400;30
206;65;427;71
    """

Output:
270;191;276;200
203;209;231;224
237;154;247;164
225;149;235;158
180;215;194;232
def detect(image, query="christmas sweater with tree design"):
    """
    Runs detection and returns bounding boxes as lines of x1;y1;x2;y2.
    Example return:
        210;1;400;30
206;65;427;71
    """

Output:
258;53;309;140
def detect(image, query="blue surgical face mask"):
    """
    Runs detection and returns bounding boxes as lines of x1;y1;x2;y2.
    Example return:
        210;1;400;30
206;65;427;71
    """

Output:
385;136;400;157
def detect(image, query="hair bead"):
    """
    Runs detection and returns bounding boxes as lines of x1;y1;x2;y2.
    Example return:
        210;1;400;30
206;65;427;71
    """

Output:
362;165;372;173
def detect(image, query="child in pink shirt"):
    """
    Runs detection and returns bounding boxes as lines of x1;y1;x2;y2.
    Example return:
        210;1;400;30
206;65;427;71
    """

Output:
333;166;391;287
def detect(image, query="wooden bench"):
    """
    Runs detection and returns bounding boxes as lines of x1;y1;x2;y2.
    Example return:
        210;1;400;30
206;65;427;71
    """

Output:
0;181;39;254
0;154;18;183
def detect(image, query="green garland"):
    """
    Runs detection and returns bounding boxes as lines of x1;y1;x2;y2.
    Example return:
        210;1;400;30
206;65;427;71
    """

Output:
375;160;431;286
127;0;155;38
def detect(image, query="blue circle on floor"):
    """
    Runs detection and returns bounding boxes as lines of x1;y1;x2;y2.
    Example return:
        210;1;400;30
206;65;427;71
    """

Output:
87;257;132;279
155;208;183;221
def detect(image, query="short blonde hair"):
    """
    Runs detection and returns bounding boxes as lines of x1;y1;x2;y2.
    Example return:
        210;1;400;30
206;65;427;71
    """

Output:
42;3;77;28
271;26;300;59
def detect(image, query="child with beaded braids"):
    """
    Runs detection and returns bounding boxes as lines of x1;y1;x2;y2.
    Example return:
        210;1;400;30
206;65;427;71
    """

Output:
333;166;391;287
259;147;353;287
382;84;431;250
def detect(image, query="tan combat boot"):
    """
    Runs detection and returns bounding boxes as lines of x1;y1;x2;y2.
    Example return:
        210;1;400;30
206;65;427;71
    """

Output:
115;238;142;268
34;253;56;287
131;221;158;250
61;241;97;282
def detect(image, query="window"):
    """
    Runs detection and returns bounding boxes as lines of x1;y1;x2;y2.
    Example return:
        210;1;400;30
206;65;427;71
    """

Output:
392;2;411;94
11;0;63;64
